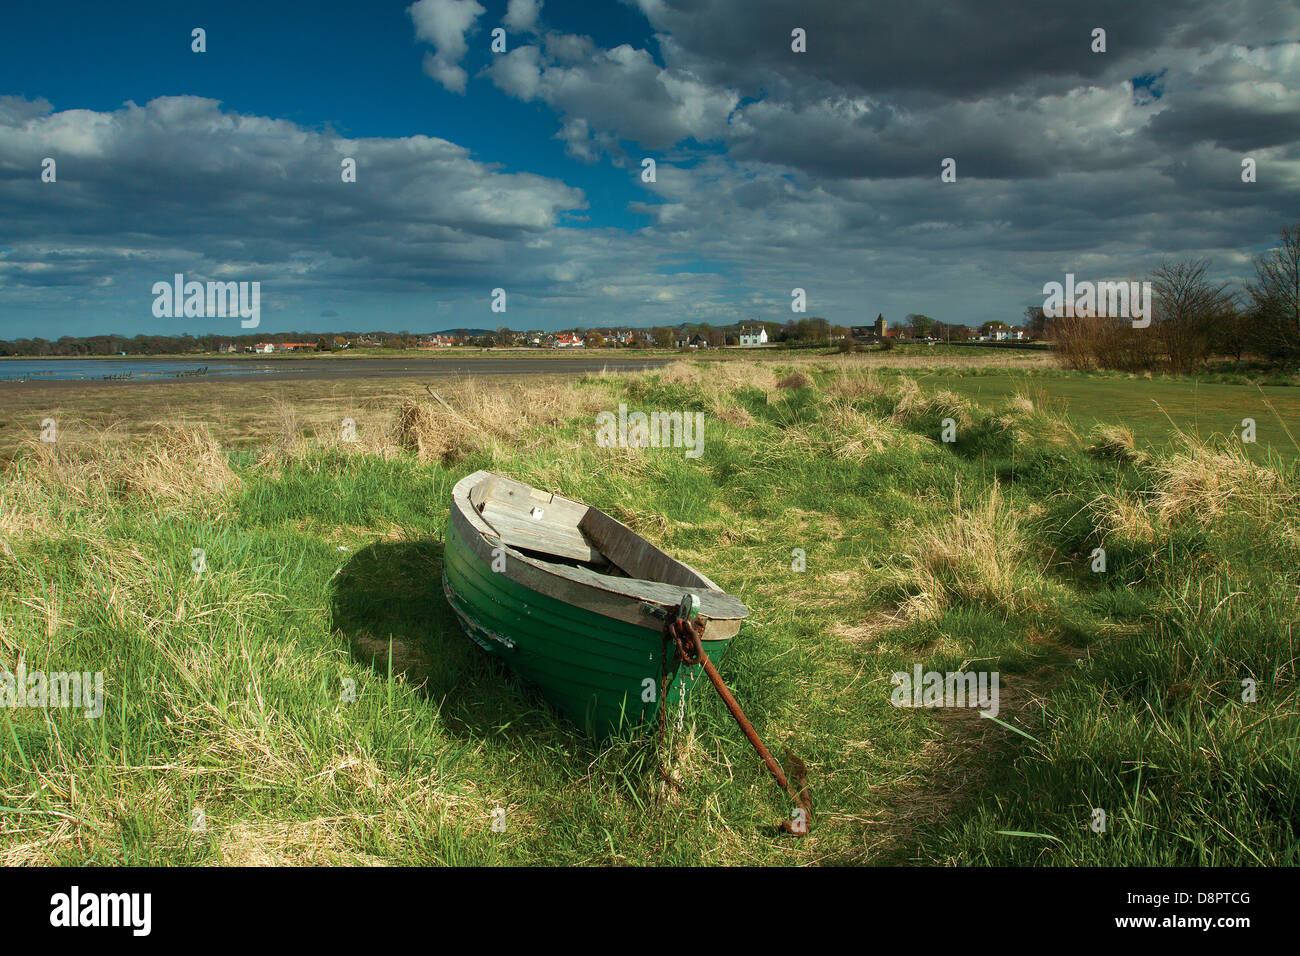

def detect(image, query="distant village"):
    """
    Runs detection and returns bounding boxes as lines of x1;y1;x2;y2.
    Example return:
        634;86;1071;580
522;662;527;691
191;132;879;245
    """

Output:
0;313;1045;357
230;314;1040;354
233;326;766;353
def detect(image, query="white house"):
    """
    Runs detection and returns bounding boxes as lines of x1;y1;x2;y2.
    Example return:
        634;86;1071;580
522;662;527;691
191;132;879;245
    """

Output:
738;325;768;347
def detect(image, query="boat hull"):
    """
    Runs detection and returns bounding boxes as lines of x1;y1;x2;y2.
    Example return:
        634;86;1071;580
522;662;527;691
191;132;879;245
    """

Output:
443;518;730;738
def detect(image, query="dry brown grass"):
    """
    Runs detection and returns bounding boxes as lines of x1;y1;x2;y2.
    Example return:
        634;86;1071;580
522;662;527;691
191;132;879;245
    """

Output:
121;424;239;504
1005;393;1037;417
831;606;911;645
821;404;921;460
711;402;755;427
823;361;890;403
1087;424;1144;464
216;817;386;866
875;483;1055;622
1148;434;1286;522
3;424;238;527
667;362;781;425
658;360;779;393
989;391;1077;447
1090;431;1291;543
889;377;972;428
655;362;705;387
776;371;812;390
0;485;59;541
392;378;613;465
395;400;484;464
1095;492;1159;544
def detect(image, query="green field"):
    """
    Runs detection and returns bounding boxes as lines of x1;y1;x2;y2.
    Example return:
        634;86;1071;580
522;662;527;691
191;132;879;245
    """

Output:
919;369;1300;461
0;358;1296;864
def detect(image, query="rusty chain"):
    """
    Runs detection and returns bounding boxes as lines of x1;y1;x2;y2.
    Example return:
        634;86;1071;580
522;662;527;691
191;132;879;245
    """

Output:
662;614;812;835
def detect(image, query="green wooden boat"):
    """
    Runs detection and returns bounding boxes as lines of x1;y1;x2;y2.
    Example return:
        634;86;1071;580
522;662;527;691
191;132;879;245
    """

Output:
443;470;749;738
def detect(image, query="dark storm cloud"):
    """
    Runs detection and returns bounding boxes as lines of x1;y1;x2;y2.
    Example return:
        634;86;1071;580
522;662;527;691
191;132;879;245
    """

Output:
476;0;1299;187
637;0;1298;99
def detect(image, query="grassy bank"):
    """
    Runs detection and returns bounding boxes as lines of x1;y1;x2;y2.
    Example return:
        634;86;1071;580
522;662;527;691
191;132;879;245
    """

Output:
0;360;1295;864
0;349;1048;454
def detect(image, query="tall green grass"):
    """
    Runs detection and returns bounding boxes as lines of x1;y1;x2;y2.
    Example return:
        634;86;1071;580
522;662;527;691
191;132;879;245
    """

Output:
0;362;1294;864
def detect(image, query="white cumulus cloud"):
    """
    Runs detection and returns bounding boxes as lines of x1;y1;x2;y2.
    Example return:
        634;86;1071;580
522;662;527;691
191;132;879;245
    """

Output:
408;0;486;94
504;0;543;34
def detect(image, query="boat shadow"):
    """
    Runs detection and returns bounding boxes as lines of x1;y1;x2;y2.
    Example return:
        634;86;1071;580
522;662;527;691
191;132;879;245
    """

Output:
328;538;581;744
330;541;786;830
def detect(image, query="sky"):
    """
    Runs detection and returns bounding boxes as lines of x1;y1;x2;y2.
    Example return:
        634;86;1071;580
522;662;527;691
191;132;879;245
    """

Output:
0;0;1296;338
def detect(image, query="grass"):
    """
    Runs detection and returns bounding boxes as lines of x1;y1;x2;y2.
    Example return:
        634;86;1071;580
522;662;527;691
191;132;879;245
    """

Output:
917;368;1300;462
0;357;1296;865
0;347;1051;455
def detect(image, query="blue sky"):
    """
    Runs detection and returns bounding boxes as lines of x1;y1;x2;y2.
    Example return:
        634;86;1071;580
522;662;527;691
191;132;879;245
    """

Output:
0;1;656;228
0;0;1296;338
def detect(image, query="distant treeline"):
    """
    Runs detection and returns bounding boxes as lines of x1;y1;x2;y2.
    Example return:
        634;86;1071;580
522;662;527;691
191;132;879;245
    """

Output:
1045;221;1300;373
0;331;458;357
0;324;859;355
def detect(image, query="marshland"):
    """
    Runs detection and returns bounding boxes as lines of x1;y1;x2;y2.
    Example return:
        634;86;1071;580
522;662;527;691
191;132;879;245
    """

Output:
0;353;1296;865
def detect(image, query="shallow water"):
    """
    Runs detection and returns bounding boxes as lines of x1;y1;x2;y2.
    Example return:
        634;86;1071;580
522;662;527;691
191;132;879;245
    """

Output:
0;359;277;382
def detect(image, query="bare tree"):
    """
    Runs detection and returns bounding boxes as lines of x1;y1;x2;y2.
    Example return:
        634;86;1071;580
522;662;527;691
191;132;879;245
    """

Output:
1048;310;1157;372
1047;312;1096;369
1023;305;1047;339
1208;300;1250;363
1246;222;1300;366
1150;258;1231;374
